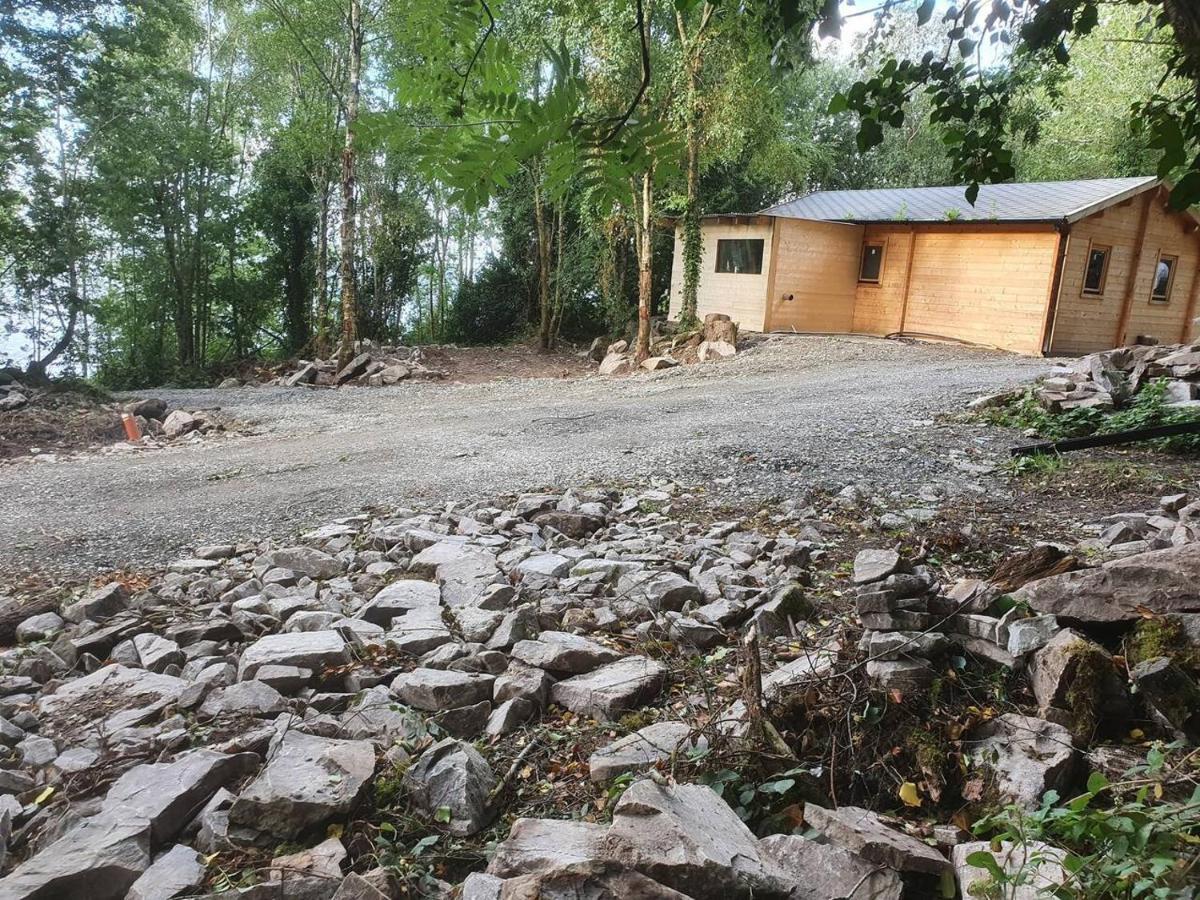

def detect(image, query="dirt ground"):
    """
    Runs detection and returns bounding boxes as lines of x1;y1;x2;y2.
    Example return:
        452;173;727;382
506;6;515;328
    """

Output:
1;334;1195;581
415;343;595;382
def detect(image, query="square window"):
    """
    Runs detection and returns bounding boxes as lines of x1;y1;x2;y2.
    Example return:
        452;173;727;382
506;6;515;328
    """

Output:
1082;245;1110;295
858;242;885;283
715;239;764;274
1151;254;1178;303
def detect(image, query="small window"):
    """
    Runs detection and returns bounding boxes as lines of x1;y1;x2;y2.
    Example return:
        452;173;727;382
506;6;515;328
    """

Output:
715;239;763;274
858;242;885;283
1151;254;1178;303
1082;244;1110;295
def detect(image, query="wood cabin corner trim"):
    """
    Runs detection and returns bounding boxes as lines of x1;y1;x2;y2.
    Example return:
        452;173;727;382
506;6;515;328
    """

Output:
1183;233;1200;342
895;226;918;334
762;216;782;332
1113;189;1156;346
1040;222;1071;356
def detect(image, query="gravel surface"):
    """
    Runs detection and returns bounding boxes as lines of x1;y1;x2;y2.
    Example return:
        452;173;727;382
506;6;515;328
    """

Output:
0;336;1051;577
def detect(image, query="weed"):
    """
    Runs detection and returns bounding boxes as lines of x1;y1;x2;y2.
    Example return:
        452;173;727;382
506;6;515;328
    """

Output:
970;745;1200;898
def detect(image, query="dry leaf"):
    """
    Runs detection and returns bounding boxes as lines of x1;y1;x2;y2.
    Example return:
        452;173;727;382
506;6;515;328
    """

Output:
898;781;922;807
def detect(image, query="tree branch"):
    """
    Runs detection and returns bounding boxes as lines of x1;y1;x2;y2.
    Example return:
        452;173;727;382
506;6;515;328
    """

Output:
599;0;651;146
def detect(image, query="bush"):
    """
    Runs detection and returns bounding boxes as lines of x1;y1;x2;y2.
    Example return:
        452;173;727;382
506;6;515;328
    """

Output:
970;745;1200;898
444;258;530;345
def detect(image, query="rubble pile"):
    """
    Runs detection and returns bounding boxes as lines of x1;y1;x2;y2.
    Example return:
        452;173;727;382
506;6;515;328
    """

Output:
0;369;28;413
248;341;448;389
0;480;1196;897
1015;340;1200;414
596;313;739;375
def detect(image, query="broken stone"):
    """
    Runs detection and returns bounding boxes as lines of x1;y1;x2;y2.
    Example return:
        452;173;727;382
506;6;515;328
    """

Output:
238;630;350;681
16;612;64;643
1027;629;1128;724
61;582;128;624
603;779;783;898
550;655;666;721
132;633;184;673
38;664;188;742
229;728;375;839
125;844;208;900
803;804;951;876
952;840;1066;900
1014;543;1200;624
614;570;702;614
384;606;454;655
391;667;495;711
588;721;706;782
965;714;1075;809
256;546;344;580
511;631;620;675
199;680;288;719
3;749;255;899
488;817;608;878
853;549;902;585
403;738;496;836
758;834;903;900
1130;656;1200;740
1006;615;1059;657
866;659;935;693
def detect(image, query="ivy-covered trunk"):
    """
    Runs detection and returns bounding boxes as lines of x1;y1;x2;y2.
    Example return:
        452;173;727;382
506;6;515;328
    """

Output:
533;174;553;350
635;168;654;363
679;48;702;331
337;0;362;368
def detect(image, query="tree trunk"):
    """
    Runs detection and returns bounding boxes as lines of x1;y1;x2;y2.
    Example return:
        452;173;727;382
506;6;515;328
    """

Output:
533;174;553;350
635;169;654;363
679;51;702;330
315;177;330;356
337;0;363;367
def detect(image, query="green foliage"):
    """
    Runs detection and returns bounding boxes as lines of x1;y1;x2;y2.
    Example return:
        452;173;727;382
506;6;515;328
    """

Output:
445;258;529;344
971;748;1200;898
982;380;1200;454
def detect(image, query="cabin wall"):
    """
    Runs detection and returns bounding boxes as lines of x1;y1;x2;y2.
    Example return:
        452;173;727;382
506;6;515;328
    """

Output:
764;218;863;333
898;226;1060;356
1050;192;1200;355
668;222;772;331
852;226;914;335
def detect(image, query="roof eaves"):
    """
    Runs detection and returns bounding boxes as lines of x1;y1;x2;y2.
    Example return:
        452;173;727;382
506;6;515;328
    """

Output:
1062;177;1159;224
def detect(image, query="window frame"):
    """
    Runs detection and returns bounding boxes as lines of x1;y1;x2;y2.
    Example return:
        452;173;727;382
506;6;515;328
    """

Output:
1081;241;1111;297
857;240;887;285
713;238;764;275
1150;251;1179;304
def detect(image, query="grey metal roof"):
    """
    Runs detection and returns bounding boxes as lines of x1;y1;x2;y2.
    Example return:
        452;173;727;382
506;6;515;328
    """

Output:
761;177;1158;225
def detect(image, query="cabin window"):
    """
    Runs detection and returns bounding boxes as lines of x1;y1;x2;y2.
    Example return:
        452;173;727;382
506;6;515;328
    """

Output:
858;242;885;283
1151;254;1178;303
715;239;764;274
1082;244;1110;295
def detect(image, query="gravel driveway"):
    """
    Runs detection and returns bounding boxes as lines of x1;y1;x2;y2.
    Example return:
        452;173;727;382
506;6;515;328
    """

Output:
0;336;1051;576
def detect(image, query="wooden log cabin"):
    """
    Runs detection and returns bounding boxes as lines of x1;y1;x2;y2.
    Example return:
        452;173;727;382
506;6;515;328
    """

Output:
667;177;1200;356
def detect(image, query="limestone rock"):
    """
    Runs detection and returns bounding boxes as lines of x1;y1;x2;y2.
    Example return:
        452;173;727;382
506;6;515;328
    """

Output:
125;844;208;900
238;630;350;681
391;667;495;711
588;721;705;782
853;550;902;585
758;834;903;900
952;840;1066;900
488;817;608;878
550;656;666;721
511;632;620;675
803;804;951;876
357;579;440;625
229;729;375;839
603;779;783;898
1014;543;1200;624
965;714;1075;809
403;738;496;836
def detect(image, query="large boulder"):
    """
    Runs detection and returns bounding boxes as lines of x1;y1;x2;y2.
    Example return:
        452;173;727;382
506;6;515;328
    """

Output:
1027;629;1128;729
228;728;375;839
1014;543;1200;624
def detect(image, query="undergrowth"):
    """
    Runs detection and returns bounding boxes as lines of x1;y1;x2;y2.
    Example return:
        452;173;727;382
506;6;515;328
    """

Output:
969;745;1200;899
981;379;1200;454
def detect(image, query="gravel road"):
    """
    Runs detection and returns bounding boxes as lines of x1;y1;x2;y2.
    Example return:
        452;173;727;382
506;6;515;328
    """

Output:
0;336;1051;576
